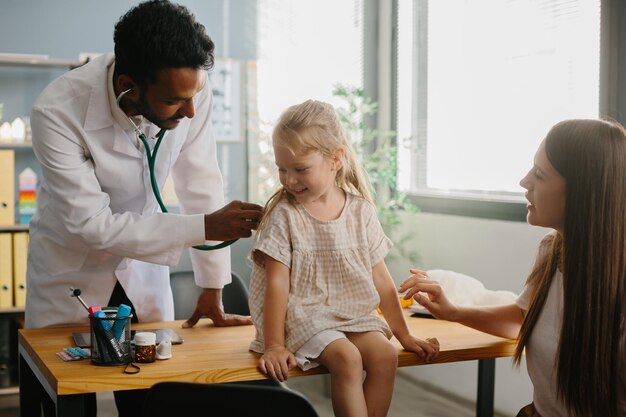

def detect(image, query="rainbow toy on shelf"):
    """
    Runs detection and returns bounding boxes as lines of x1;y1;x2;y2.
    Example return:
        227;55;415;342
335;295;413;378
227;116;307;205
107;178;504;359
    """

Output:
18;167;37;224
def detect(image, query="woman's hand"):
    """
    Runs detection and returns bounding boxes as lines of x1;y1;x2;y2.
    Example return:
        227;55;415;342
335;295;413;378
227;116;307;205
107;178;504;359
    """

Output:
400;269;525;339
398;268;459;321
258;345;297;382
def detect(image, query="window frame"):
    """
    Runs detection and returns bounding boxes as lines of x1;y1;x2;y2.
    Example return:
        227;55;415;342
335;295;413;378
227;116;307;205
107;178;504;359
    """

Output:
384;0;626;221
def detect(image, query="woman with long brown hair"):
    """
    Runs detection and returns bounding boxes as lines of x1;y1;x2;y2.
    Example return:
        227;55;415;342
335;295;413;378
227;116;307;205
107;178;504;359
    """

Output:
400;118;626;417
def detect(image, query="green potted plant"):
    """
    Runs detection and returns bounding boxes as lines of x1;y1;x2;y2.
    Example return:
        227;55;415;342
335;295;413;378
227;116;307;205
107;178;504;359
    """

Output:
333;84;419;263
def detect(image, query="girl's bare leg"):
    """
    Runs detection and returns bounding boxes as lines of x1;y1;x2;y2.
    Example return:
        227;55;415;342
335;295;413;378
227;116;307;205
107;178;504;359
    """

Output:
347;332;398;417
316;338;367;417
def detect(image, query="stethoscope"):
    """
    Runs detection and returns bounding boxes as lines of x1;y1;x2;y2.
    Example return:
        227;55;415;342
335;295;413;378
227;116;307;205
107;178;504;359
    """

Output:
116;88;236;251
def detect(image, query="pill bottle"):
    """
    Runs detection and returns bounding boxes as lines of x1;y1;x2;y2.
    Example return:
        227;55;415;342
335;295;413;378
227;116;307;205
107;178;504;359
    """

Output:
134;332;157;363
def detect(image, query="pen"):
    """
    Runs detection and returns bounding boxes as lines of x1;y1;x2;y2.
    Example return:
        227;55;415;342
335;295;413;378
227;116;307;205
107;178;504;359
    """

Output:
112;304;132;341
93;310;111;331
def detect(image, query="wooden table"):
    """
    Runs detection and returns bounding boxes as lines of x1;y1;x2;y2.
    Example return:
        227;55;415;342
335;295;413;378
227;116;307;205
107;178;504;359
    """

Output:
19;315;517;417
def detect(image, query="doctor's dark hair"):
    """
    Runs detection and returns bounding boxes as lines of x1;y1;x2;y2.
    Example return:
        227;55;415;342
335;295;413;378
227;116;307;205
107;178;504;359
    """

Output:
113;0;214;87
514;119;626;417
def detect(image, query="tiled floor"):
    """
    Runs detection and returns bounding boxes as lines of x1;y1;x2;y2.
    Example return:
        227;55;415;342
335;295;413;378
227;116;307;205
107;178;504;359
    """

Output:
284;371;480;417
0;370;502;417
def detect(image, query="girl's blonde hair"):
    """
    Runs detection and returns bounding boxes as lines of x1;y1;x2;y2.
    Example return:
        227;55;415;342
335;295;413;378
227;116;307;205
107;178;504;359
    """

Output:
257;99;373;234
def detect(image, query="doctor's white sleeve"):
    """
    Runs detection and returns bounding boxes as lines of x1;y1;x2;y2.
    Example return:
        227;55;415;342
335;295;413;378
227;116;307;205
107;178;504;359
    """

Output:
30;95;206;267
170;82;232;289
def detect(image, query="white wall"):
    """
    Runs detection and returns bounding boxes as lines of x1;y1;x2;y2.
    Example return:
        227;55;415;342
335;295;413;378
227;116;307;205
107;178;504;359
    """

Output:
386;211;549;416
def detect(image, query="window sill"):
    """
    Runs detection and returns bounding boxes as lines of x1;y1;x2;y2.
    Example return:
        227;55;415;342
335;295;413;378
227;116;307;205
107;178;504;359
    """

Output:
408;190;528;222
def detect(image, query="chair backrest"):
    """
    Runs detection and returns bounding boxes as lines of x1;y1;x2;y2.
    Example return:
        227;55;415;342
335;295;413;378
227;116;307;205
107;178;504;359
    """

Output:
170;270;250;319
222;271;250;315
141;381;320;417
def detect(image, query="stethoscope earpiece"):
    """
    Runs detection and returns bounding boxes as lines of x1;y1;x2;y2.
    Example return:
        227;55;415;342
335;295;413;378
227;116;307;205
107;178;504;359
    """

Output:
115;88;146;141
116;88;133;102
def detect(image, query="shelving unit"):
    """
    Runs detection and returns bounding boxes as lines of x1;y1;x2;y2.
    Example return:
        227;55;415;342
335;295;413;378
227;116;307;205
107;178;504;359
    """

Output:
0;307;23;314
0;386;18;395
0;225;28;232
0;55;85;70
0;143;32;149
0;54;82;395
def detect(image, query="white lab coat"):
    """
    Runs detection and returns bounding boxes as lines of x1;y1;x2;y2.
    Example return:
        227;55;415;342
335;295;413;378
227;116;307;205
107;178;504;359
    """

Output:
25;54;231;328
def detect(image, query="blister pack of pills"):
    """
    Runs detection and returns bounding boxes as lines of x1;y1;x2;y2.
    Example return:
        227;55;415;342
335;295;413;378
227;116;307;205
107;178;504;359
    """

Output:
57;347;91;361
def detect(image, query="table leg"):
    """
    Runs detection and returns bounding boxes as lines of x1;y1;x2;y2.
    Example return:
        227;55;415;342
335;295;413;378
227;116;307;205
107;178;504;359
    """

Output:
476;358;495;417
57;394;86;417
19;352;41;417
19;349;86;417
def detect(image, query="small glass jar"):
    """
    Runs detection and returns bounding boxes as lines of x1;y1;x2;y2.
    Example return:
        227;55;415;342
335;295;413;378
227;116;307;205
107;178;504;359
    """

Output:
134;332;156;363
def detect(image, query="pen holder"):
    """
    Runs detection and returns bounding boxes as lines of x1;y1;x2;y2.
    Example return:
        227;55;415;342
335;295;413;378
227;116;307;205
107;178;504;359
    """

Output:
89;307;133;366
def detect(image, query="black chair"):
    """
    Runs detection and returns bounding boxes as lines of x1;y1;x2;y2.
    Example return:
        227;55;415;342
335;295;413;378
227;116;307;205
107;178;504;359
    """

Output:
170;270;250;319
140;381;320;417
222;271;250;315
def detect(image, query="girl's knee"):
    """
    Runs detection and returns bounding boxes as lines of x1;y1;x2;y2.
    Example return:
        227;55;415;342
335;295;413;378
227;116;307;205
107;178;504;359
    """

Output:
365;340;398;373
382;340;399;365
320;340;363;374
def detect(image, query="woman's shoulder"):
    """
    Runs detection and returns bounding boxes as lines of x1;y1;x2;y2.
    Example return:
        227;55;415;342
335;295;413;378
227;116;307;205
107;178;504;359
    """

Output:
539;230;558;243
536;230;558;254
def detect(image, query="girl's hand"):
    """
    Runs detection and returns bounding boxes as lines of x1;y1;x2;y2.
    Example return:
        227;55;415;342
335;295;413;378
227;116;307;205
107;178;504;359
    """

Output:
398;268;459;321
258;345;297;382
396;333;440;363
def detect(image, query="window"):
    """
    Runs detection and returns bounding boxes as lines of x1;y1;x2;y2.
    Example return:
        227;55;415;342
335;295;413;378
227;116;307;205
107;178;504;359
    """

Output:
248;0;365;204
396;0;601;219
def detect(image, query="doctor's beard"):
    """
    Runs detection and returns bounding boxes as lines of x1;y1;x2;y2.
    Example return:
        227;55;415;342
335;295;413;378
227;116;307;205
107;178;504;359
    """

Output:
131;92;184;130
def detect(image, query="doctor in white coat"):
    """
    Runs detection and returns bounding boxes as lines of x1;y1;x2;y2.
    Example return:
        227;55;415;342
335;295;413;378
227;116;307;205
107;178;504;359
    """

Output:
27;3;262;415
25;1;262;333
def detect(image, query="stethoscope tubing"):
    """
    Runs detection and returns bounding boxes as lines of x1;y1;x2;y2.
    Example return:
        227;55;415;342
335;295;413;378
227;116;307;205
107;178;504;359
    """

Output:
139;130;236;251
117;89;236;251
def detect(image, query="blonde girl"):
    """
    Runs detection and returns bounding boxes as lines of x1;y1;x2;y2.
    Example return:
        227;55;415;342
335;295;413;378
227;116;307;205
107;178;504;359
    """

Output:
248;99;440;417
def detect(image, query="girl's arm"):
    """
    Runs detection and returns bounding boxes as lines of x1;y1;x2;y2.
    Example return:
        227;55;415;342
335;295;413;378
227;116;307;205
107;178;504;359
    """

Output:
258;256;296;381
373;261;439;361
399;270;524;340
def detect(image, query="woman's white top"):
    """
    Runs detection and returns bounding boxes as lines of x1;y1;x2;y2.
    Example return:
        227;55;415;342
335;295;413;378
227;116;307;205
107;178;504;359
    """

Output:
516;238;626;416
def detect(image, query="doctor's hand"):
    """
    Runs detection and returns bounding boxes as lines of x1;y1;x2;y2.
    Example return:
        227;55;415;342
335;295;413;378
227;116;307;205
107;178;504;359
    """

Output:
399;268;459;322
204;200;263;241
182;288;253;328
